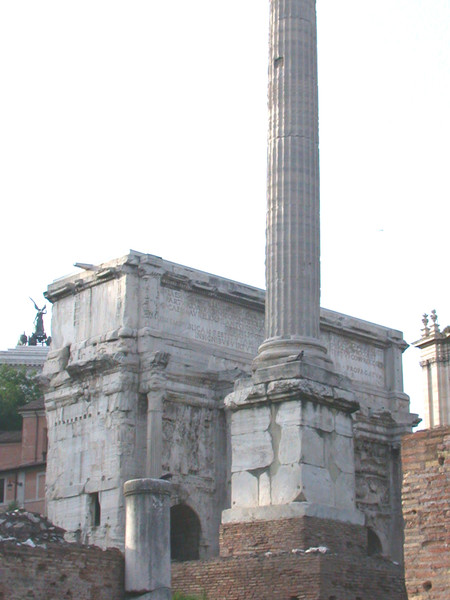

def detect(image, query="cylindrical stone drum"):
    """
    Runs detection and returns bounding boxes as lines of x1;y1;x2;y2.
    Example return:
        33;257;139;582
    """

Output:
124;478;172;600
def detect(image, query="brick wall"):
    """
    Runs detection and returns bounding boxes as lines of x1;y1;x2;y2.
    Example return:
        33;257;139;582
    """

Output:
0;515;410;600
172;552;406;600
402;427;450;600
220;515;367;557
0;542;124;600
174;514;407;599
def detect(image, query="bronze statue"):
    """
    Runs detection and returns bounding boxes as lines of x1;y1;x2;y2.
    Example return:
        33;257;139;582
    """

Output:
16;297;52;347
17;332;28;346
29;297;49;345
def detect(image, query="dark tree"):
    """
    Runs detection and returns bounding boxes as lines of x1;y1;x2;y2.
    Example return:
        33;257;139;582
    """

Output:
0;365;42;431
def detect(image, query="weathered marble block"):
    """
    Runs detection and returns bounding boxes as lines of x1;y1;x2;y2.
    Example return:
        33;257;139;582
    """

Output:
232;430;273;472
278;426;302;465
275;402;302;426
231;471;259;508
231;406;271;435
227;387;358;516
259;471;271;506
271;464;303;504
300;426;325;467
302;401;335;432
329;433;354;474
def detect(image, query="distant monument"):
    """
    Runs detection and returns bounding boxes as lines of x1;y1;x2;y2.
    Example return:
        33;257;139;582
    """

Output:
413;310;450;428
17;298;51;347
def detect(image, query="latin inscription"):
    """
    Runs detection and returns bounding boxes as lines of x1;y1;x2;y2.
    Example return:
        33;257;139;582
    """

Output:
142;277;159;321
326;334;385;388
161;288;264;354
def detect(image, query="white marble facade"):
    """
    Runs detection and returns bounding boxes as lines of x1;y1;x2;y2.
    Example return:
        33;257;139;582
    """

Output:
43;251;416;561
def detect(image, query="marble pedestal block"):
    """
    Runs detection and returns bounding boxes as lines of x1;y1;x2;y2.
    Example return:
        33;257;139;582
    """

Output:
223;361;364;526
124;479;172;600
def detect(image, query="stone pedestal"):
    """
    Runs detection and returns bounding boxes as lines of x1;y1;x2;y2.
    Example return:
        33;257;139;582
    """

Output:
224;360;364;527
124;478;172;600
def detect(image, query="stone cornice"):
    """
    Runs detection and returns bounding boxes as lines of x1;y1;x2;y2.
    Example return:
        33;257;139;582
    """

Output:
225;376;359;415
353;411;420;441
320;309;408;351
44;252;409;356
420;354;450;367
45;266;122;302
160;272;264;312
414;334;450;350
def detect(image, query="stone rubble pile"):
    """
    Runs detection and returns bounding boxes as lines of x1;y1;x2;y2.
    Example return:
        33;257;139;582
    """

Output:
0;508;66;548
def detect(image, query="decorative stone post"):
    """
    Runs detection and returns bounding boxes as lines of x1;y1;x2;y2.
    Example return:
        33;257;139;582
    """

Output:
124;479;172;600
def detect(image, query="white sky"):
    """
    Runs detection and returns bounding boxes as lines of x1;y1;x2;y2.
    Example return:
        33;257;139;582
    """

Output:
0;1;449;423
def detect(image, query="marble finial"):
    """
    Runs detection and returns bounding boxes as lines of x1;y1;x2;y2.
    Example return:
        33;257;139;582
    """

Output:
421;313;430;338
430;309;441;335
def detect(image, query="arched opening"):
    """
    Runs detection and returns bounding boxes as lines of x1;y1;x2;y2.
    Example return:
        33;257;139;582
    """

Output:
170;504;201;562
367;527;383;556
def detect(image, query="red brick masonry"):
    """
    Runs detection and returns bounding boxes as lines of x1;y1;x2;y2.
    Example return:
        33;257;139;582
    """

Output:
0;542;124;600
172;515;407;600
220;515;367;557
402;427;450;600
0;515;408;600
172;552;406;600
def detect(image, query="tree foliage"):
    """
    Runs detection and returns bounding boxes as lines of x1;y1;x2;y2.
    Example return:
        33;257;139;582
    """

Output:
0;365;42;431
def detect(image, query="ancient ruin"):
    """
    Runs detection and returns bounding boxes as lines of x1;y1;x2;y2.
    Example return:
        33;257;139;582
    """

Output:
42;249;416;564
39;1;420;598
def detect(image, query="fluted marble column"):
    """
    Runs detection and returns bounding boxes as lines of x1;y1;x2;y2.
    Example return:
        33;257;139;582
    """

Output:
257;0;327;365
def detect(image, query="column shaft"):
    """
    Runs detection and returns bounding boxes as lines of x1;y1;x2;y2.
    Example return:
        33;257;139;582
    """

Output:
146;390;163;478
260;0;324;363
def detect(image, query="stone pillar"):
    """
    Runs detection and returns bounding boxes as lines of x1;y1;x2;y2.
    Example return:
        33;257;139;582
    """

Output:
140;352;170;478
124;479;172;600
146;388;164;478
257;0;327;366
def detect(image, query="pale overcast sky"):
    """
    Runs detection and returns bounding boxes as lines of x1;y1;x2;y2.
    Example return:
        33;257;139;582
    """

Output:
0;1;449;422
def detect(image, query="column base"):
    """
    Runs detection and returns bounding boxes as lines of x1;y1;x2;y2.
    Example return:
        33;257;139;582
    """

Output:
254;336;333;370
